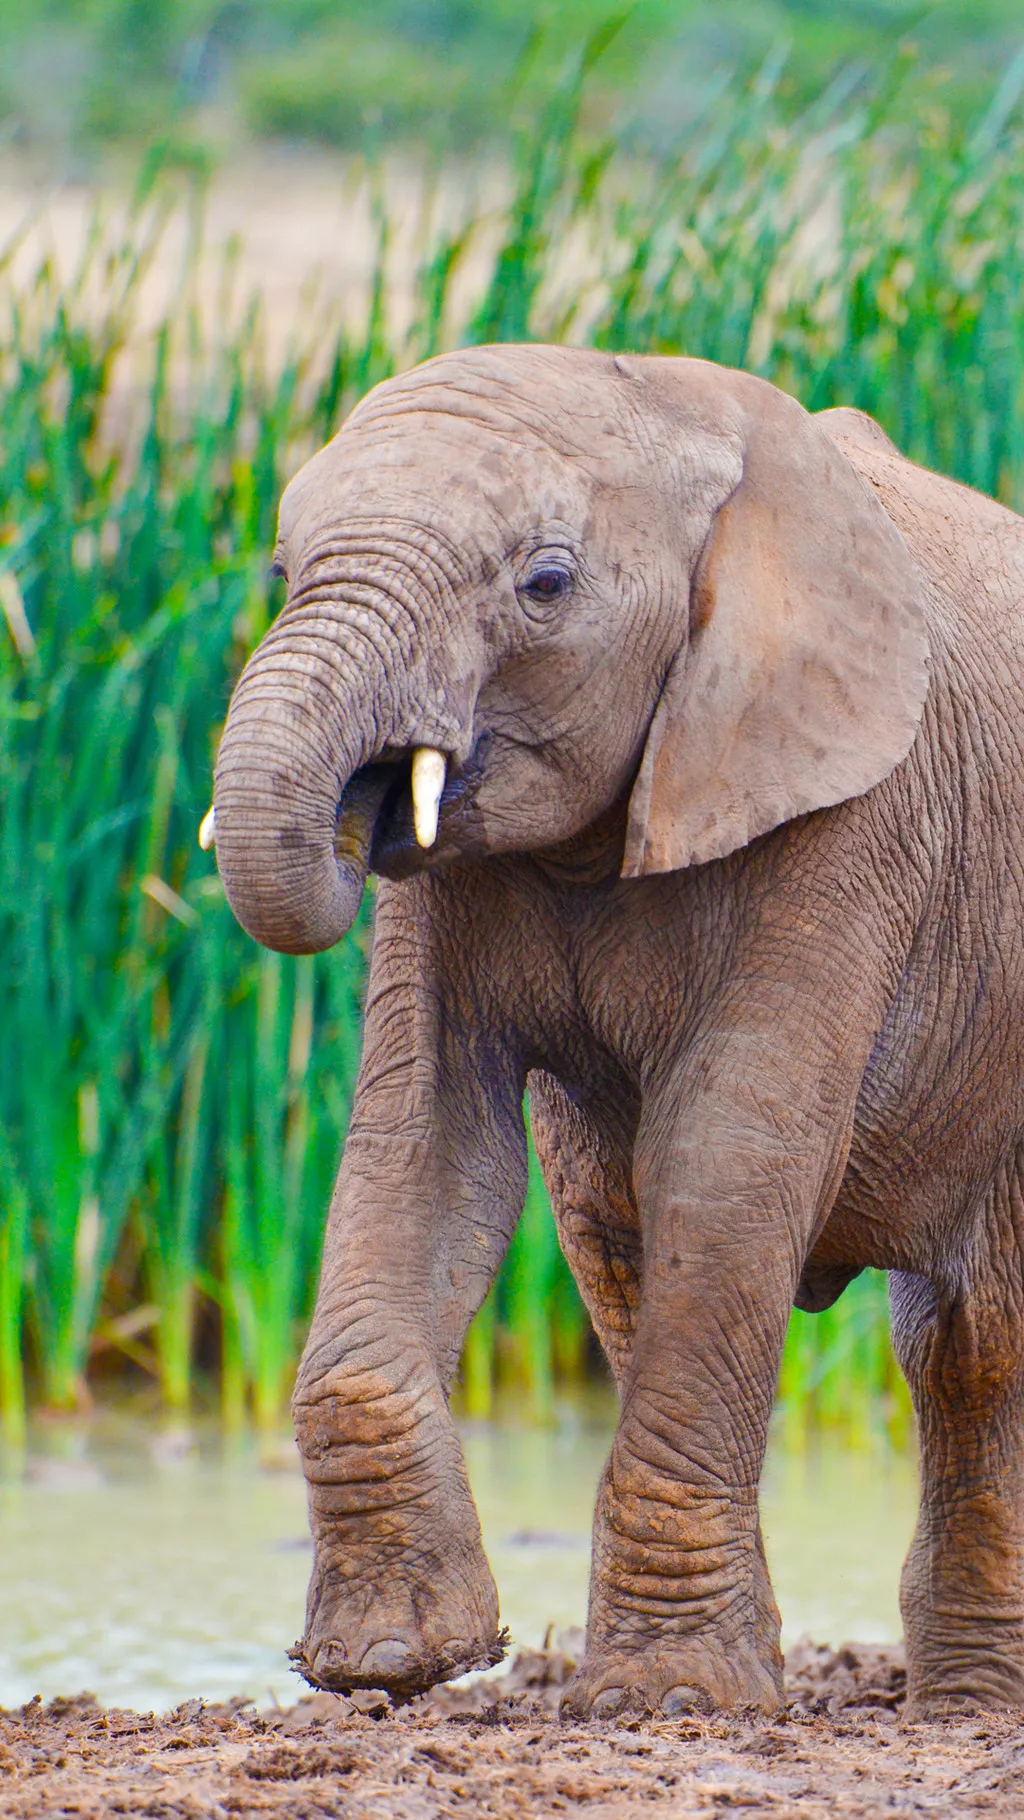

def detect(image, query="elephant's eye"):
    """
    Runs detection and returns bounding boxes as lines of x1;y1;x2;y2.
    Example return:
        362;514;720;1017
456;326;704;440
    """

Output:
522;566;573;606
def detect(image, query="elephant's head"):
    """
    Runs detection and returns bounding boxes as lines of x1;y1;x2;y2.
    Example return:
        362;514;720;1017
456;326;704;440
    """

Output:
211;347;928;954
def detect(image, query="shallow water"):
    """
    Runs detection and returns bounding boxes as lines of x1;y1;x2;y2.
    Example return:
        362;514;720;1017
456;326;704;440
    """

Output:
0;1408;917;1711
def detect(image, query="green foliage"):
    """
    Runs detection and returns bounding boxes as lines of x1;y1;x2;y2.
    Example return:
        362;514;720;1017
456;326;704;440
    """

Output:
0;206;379;1431
240;27;492;150
5;59;1024;1442
2;0;1024;159
777;1274;911;1449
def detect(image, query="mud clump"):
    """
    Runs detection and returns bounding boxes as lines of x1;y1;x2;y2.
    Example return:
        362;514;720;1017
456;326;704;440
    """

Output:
0;1637;1020;1817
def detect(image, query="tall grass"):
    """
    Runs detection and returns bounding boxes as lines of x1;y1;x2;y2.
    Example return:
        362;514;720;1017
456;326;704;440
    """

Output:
0;209;373;1440
4;63;1024;1445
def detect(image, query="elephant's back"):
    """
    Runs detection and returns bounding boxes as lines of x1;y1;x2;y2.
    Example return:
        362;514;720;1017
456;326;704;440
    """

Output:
817;405;1024;653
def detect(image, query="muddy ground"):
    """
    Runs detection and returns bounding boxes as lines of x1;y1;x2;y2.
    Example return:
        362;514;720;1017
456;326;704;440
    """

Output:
0;1636;1021;1818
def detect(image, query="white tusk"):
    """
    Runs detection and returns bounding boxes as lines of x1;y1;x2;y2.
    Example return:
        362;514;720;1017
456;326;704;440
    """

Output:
198;806;216;851
411;747;446;849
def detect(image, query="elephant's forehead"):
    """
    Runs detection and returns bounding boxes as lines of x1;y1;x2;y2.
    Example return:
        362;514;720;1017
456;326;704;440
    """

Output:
279;394;624;547
347;344;629;446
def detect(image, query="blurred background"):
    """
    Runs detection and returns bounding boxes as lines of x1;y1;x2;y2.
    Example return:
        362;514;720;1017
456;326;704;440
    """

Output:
0;0;1021;1709
1;0;1021;162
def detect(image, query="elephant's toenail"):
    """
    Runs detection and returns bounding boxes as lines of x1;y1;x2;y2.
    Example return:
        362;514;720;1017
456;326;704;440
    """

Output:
311;1641;350;1680
662;1684;709;1716
358;1639;418;1682
591;1686;629;1719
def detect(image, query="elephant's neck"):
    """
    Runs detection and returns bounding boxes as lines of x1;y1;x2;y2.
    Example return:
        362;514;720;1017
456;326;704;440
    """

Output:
531;800;628;887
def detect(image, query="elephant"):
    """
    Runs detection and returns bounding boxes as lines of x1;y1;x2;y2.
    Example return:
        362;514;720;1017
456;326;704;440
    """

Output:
209;343;1024;1722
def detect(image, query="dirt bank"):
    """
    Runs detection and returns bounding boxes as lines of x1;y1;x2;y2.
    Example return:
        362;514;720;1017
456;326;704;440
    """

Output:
0;1636;1019;1818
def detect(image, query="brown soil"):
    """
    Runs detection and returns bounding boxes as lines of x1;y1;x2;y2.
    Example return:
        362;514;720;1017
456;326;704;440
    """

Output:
0;1637;1021;1818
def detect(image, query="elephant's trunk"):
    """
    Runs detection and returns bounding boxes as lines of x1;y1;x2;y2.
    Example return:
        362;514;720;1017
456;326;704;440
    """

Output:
213;594;405;956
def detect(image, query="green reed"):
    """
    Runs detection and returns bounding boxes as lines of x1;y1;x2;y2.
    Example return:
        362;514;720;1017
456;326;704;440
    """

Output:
3;62;1023;1442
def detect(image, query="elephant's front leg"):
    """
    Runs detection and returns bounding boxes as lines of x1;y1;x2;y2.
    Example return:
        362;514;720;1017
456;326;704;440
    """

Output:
563;1071;845;1720
292;884;527;1699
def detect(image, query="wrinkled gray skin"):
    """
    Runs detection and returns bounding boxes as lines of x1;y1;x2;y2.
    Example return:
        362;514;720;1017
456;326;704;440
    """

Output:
213;346;1024;1721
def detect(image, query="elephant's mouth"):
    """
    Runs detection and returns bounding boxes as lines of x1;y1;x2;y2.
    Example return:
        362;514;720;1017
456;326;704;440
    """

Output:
334;747;467;887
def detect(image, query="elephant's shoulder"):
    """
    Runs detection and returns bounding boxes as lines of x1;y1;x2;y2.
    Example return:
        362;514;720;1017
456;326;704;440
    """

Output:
817;406;1024;649
817;404;1024;548
813;404;931;506
814;405;900;460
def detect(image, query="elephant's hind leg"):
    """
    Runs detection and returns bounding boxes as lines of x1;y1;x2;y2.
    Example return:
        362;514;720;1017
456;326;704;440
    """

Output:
528;1069;642;1390
892;1157;1024;1717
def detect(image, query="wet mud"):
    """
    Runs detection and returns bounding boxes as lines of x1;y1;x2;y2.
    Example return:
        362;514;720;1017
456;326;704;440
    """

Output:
0;1635;1021;1817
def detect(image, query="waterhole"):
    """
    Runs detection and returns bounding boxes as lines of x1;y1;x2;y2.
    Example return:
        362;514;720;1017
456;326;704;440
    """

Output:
0;1407;916;1709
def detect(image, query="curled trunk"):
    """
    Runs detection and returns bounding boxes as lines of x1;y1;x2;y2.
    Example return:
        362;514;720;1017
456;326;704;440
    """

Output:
213;606;394;955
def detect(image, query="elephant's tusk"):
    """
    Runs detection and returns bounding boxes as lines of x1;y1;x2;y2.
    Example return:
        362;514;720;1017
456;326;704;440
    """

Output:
198;806;217;851
411;747;446;849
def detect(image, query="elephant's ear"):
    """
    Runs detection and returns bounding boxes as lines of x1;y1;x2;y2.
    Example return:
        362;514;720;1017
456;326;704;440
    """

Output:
622;368;930;877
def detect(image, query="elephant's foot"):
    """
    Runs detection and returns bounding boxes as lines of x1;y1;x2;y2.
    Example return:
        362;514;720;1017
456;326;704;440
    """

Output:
903;1634;1024;1721
292;1524;507;1699
566;1457;784;1719
292;1358;507;1699
291;1625;507;1700
560;1632;783;1720
905;1675;1024;1721
900;1511;1024;1719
